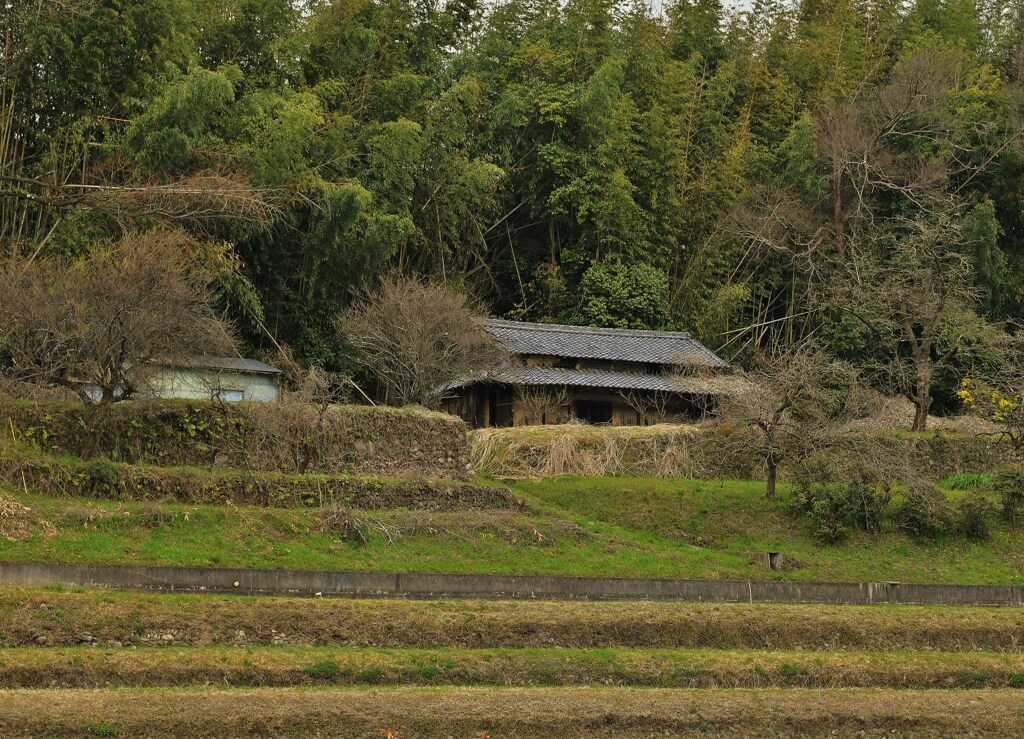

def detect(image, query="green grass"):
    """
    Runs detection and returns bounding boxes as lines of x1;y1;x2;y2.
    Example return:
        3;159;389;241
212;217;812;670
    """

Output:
513;476;1024;584
0;482;755;579
3;474;1023;584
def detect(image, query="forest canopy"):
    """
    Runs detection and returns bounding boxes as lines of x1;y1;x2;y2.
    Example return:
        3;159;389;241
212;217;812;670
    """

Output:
3;0;1024;414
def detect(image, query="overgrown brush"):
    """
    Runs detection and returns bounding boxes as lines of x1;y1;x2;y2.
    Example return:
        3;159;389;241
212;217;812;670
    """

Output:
791;459;893;543
317;503;373;545
987;467;1024;526
897;482;955;539
956;492;999;541
468;423;1011;482
468;424;729;479
315;505;584;548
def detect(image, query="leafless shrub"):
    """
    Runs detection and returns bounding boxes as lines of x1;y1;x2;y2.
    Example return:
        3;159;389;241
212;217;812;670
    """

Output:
0;229;238;404
897;479;956;538
619;389;679;425
317;503;371;545
242;360;347;474
339;275;508;409
58;505;110;527
130;501;177;529
517;386;571;425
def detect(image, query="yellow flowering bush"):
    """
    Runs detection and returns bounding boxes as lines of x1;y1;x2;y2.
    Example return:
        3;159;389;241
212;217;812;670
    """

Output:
959;378;1021;428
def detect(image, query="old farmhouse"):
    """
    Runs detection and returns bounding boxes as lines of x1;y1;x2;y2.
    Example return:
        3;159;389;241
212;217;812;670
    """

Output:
443;319;729;428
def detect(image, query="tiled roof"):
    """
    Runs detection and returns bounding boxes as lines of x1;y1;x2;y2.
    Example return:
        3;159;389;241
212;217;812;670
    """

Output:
466;366;722;394
480;319;727;368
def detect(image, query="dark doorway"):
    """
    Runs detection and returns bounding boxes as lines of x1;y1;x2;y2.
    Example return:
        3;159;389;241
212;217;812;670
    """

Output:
574;399;612;424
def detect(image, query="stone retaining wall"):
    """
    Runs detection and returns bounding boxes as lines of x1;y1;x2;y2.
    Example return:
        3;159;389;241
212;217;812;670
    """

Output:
0;449;515;510
1;400;469;479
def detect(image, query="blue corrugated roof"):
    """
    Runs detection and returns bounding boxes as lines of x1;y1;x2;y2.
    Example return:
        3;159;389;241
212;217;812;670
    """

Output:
167;357;282;375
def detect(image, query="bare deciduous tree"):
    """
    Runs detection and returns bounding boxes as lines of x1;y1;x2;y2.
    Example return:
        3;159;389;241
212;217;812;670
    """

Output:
728;42;1022;371
0;229;238;403
719;346;870;498
339;275;508;409
824;214;1001;431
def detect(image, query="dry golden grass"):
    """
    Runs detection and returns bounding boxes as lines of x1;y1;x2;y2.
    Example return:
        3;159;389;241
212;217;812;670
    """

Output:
1;686;1022;737
0;493;50;542
470;423;710;478
3;588;1023;652
1;646;1023;689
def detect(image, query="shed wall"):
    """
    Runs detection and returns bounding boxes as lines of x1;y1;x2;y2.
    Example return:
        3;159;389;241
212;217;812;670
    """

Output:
143;368;279;402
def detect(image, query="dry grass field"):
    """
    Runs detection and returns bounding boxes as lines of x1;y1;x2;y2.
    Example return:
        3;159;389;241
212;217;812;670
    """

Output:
2;588;1023;651
0;588;1022;736
2;686;1023;737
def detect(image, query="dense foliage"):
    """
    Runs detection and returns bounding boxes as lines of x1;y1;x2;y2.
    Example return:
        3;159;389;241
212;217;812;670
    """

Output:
3;0;1023;411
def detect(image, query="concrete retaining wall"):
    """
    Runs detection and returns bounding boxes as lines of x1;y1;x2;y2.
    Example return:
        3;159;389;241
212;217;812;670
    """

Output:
0;563;1020;606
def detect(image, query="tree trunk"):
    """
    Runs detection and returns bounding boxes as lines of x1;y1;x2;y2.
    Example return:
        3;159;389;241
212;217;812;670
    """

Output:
911;364;932;432
912;390;930;431
833;169;845;257
765;459;778;499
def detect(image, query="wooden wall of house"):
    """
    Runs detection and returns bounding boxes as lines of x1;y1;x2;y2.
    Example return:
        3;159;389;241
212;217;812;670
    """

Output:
445;384;710;428
442;386;515;428
512;389;641;427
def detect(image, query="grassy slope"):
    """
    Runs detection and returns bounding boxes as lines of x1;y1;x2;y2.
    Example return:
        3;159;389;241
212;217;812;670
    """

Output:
3;473;1023;583
0;485;754;578
515;476;1024;584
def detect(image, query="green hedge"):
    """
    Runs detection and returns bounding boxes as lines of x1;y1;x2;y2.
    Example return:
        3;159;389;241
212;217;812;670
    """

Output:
0;449;516;511
0;400;468;479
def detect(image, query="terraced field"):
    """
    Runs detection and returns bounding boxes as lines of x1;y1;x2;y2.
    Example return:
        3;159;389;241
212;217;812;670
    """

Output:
3;402;1023;735
1;588;1023;736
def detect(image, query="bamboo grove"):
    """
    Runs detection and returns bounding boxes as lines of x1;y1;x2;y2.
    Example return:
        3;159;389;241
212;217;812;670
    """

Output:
3;0;1024;412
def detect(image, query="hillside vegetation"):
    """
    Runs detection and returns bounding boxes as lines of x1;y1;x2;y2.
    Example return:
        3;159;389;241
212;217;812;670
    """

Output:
9;0;1024;405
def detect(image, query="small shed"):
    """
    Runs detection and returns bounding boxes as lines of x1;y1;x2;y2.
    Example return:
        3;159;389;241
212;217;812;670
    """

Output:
141;357;283;402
